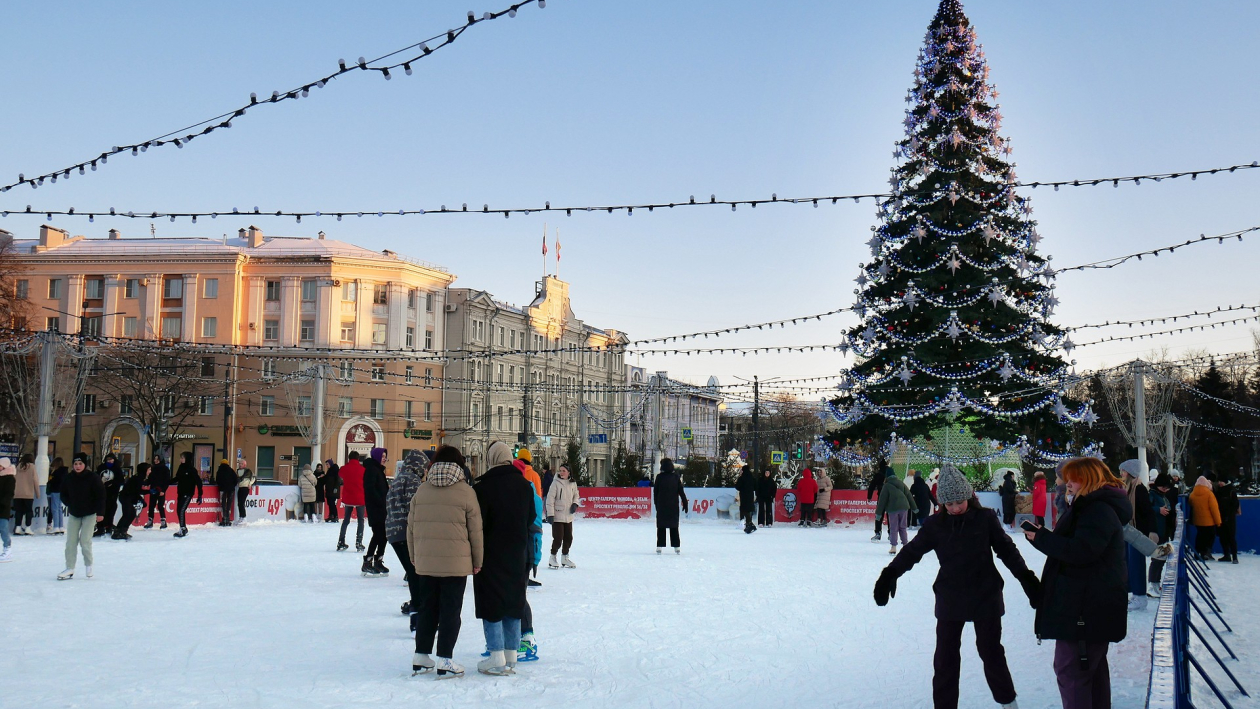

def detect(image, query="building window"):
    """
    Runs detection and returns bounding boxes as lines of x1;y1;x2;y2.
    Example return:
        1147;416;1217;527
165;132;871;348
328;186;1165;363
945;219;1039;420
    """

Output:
471;403;479;426
48;279;62;299
262;359;277;380
163;277;183;299
300;320;315;342
424;329;433;350
119;395;133;415
372;323;387;345
404;401;414;422
83;278;104;299
82;394;97;415
405;366;413;384
256;446;276;481
81;316;102;338
199;396;214;416
265;280;281;301
123;317;138;338
339;361;354;381
203;278;218;298
201;317;217;339
263;320;279;341
340;321;355;343
425;292;434;312
120;278;137;298
407;289;417;309
405;327;415;348
373;284;388;305
296;396;312;417
424;368;433;386
160;317;181;339
161;394;177;415
424;402;432;422
497;364;504;384
508;366;515;385
498;327;505;347
342;282;357;302
370;399;385;419
497;406;504;430
371;363;385;382
337;397;353;417
508;408;515;431
15;280;28;300
200;357;215;377
300;279;317;302
260;396;275;416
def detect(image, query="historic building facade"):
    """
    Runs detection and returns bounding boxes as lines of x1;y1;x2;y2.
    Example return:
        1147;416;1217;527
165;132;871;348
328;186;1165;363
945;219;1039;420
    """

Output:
626;367;722;474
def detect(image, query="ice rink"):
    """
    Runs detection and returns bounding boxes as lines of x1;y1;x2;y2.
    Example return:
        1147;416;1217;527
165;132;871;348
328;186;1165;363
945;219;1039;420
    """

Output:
6;517;1166;708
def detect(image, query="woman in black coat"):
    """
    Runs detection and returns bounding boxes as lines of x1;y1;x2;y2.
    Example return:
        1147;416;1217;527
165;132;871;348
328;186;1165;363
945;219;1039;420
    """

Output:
112;463;148;540
323;460;341;523
653;459;688;553
998;471;1018;529
734;465;758;534
473;441;534;674
756;469;777;527
1026;458;1131;709
909;471;936;528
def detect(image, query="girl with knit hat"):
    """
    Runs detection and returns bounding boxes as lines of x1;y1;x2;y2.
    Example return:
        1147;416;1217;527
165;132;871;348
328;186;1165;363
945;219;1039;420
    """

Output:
874;464;1038;709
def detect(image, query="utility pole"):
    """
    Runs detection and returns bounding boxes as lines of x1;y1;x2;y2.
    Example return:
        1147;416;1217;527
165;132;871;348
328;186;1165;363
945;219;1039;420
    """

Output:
1133;360;1149;484
752;375;760;474
311;363;326;466
34;330;58;484
221;368;230;461
1164;413;1175;477
71;331;84;462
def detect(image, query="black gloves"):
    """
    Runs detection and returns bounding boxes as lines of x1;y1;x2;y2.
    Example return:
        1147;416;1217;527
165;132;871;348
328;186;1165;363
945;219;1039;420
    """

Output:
569;503;579;514
874;567;898;606
1016;569;1041;608
546;516;554;524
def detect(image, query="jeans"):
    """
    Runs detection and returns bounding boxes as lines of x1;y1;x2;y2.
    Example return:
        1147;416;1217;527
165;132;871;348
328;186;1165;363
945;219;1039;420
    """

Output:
236;487;248;519
656;526;680;548
0;518;10;548
339;506;365;544
390;540;422;612
65;514;95;568
550;521;573;555
1054;639;1111;709
13;499;34;528
482;617;522;653
757;499;773;526
415;575;467;657
887;510;910;546
934;616;1016;709
1126;543;1146;596
147;491;167;524
49;492;63;529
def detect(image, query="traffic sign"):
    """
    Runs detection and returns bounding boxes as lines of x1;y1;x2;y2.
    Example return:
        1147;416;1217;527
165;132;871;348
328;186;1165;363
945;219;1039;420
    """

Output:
681;427;693;441
770;451;786;465
588;433;608;444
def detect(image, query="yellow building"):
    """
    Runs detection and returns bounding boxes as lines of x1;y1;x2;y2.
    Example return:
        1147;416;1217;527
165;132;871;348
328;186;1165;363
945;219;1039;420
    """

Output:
5;224;454;481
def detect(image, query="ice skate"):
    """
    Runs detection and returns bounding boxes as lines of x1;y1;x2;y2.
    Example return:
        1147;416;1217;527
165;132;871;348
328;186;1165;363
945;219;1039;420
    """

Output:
1231;555;1239;564
435;657;464;678
361;555;379;577
674;547;681;555
477;650;511;676
518;634;538;662
143;522;153;530
85;565;93;578
1147;581;1161;598
527;578;542;587
173;528;188;538
871;533;882;542
0;548;12;563
355;541;366;552
561;555;576;569
1127;595;1148;612
400;600;412;615
411;653;434;674
372;555;389;576
548;554;559;569
1000;701;1020;709
159;521;168;529
336;540;349;551
505;648;519;671
655;548;662;555
889;546;897;555
57;568;74;580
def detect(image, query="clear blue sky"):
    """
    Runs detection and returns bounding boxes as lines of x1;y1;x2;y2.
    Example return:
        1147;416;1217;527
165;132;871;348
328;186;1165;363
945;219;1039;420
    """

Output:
3;1;1259;393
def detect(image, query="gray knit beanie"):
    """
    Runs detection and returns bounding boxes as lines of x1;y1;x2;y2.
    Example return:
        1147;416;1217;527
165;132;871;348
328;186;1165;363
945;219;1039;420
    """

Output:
936;464;974;505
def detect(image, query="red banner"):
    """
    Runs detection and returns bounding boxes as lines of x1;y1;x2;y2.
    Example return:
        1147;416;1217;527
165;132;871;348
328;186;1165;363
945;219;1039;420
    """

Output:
577;487;651;519
775;489;879;525
134;485;227;526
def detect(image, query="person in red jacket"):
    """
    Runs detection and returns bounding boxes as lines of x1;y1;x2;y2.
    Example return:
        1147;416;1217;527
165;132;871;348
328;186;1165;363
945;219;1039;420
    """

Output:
796;469;818;527
1030;471;1047;526
337;451;367;552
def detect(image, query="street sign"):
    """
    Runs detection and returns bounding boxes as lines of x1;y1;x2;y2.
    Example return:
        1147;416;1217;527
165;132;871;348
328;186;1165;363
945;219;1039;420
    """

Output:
111;436;122;453
681;427;693;441
771;451;786;465
739;451;748;460
588;433;608;444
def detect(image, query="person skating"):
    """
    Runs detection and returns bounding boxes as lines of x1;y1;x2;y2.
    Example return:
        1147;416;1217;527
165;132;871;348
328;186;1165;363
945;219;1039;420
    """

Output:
47;456;66;534
998;470;1017;530
58;453;105;579
814;466;833;527
298;464;319;523
235;459;255;525
362;447;391;576
143;454;171;529
795;469;818;527
544;464;583;567
734;465;758;534
867;470;884;541
473;441;534;675
1188;476;1221;561
112;464;146;540
12;454;37;536
407;446;483;678
1031;472;1048;527
172;451;203;538
511;450;545;658
1147;473;1175;596
875;468;916;555
756;468;777;527
322;459;340;523
214;459;237;526
337;452;367;552
95;453;122;537
312;462;327;523
1118;460;1155;611
1025;457;1132;709
541;463;554;501
875;464;1036;709
1214;474;1241;564
653;458;687;553
910;469;936;530
388;450;431;632
0;457;16;561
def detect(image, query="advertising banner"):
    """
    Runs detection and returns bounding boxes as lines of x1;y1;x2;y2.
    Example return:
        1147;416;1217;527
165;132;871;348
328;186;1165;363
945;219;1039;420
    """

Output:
576;487;651;519
775;489;879;525
131;485;299;526
682;487;739;520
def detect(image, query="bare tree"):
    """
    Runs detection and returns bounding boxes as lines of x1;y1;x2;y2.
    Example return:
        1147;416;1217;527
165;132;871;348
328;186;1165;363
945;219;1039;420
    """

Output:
92;345;222;453
0;229;33;330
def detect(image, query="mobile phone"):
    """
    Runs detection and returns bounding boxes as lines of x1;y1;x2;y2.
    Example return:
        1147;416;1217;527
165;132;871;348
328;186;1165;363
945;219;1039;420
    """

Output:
1020;520;1039;532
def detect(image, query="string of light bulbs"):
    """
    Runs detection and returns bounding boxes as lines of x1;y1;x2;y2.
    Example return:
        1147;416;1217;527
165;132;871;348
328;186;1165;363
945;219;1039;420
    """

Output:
0;0;548;195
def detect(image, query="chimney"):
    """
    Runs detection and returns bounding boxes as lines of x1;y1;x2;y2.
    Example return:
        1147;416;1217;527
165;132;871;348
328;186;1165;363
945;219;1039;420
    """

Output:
108;229;121;240
247;225;264;248
238;228;247;241
317;231;326;240
39;225;69;248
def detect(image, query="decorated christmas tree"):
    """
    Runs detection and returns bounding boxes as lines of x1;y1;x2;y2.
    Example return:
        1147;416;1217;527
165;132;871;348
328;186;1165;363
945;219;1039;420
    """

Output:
825;0;1094;465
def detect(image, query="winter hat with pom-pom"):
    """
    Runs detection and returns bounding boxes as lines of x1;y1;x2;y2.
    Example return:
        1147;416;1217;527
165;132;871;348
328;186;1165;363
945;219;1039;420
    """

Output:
936;464;974;505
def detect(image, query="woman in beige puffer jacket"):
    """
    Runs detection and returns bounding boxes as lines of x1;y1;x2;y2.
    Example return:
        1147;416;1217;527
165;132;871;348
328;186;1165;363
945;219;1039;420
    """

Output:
406;458;484;674
544;465;582;568
298;464;319;522
813;467;833;527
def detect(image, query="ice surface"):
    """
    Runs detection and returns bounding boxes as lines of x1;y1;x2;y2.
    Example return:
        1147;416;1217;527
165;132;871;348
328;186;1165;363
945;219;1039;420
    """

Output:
5;518;1160;708
1188;558;1259;708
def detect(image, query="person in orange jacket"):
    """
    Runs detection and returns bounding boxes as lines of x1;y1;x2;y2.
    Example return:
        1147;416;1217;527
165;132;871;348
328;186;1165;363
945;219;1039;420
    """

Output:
796;469;818;527
1188;475;1222;561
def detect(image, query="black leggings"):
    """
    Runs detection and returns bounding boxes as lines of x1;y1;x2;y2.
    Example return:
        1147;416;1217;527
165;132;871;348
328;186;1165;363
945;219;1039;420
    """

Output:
236;488;248;518
815;507;829;524
757;499;773;526
1218;517;1238;558
114;498;138;536
798;502;814;523
1195;525;1217;558
177;493;193;529
326;495;339;522
366;520;386;557
13;499;34;527
148;492;167;523
656;526;680;548
220;491;234;524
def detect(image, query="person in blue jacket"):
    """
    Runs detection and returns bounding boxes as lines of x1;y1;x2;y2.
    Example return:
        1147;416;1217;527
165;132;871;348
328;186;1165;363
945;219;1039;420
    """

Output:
518;470;544;661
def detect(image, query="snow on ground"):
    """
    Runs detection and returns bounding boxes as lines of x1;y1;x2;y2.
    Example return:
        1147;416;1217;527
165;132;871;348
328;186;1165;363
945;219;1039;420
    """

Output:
1189;558;1259;708
6;518;1157;708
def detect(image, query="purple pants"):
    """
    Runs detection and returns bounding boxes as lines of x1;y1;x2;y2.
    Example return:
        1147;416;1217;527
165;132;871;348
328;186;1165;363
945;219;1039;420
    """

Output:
934;615;1016;709
1054;639;1111;709
887;510;909;546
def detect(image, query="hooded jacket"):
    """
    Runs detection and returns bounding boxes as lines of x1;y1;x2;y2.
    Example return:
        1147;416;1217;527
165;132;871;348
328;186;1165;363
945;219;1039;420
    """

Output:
386;454;426;543
875;471;916;517
407;461;484;577
652;460;688;528
362;455;390;523
910;473;936;513
174;461;203;499
298;466;318;503
887;499;1032;621
1030;485;1132;643
1214;481;1240;520
734;469;758;513
473;442;534;621
514;459;543;499
146;461;171;493
544;475;583;524
215;462;238;491
1031;478;1047;517
756;473;778;504
61;467;107;518
796;470;819;505
1188;482;1221;527
338;458;366;506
